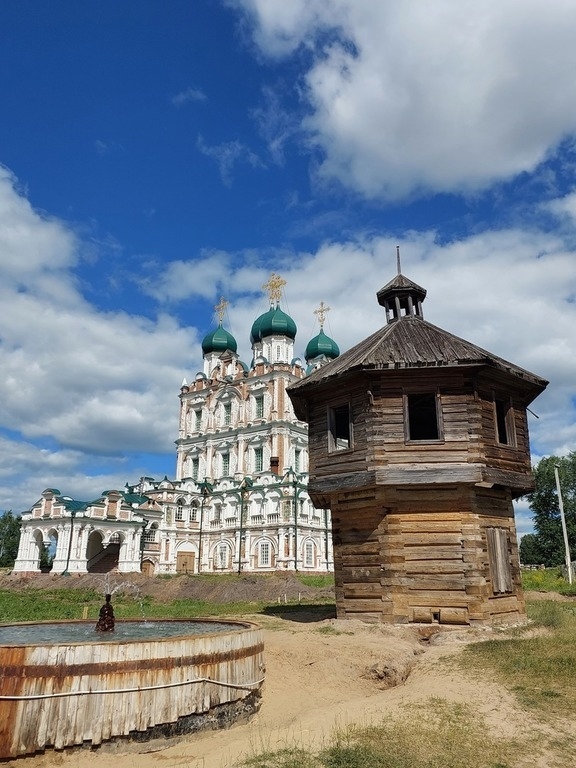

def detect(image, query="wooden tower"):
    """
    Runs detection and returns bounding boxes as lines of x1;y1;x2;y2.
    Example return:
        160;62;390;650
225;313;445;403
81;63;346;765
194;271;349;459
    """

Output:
288;267;547;625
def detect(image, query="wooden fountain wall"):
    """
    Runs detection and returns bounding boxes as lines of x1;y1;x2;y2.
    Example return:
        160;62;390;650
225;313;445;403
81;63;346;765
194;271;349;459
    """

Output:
0;620;264;758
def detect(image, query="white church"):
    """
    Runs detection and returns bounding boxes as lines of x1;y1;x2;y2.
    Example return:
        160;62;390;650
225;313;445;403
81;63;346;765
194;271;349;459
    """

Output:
13;275;339;575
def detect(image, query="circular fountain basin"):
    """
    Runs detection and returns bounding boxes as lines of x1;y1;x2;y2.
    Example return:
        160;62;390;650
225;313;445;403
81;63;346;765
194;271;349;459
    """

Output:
0;619;265;758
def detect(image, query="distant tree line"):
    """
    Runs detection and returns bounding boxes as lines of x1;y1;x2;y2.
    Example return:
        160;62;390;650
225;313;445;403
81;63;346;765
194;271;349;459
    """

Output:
520;452;576;567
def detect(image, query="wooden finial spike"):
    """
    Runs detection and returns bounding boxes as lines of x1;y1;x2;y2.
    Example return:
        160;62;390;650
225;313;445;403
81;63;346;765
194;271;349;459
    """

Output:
314;301;330;328
214;296;229;324
396;245;401;275
263;273;287;304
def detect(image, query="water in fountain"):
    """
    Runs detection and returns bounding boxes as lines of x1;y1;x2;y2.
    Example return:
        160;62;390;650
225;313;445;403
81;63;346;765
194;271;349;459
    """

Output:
0;620;235;645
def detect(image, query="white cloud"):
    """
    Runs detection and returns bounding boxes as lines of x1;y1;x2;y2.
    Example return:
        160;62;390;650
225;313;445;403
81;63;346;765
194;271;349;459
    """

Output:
171;86;207;106
196;135;265;186
546;190;576;223
233;0;576;199
0;165;78;282
141;250;233;302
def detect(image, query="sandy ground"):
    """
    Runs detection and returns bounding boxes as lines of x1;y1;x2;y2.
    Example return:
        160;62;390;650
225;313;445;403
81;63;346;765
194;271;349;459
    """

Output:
4;609;574;768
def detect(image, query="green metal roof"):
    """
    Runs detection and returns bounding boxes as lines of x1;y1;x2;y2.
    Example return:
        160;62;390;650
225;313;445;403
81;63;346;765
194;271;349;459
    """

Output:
250;305;297;343
202;323;238;354
305;328;340;362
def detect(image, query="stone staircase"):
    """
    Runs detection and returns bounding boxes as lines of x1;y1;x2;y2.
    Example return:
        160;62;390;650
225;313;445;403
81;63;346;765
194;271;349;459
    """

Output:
88;543;120;573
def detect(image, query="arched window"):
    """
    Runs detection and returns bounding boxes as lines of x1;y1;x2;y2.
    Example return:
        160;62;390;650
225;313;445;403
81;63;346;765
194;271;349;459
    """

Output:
190;501;199;522
143;524;158;544
176;498;185;521
217;543;229;569
258;541;271;567
304;541;315;568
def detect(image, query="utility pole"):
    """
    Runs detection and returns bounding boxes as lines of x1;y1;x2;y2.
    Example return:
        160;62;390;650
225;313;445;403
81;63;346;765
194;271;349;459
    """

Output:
554;464;573;585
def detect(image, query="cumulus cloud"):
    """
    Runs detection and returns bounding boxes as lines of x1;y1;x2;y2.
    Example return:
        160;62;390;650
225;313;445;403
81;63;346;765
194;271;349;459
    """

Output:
0;170;200;511
141;250;233;302
233;0;576;199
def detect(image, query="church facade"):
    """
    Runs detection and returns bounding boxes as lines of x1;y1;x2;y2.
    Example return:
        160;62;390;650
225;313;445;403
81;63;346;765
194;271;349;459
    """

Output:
13;275;337;575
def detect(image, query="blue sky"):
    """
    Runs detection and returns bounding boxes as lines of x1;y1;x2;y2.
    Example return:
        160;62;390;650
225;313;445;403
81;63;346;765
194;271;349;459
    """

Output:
1;0;576;536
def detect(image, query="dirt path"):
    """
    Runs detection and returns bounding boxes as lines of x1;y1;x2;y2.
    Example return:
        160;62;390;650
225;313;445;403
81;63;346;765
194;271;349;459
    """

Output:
5;613;571;768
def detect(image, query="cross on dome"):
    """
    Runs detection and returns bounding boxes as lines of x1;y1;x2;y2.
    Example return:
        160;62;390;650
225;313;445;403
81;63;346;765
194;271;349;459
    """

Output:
263;273;286;306
214;296;229;324
314;301;330;329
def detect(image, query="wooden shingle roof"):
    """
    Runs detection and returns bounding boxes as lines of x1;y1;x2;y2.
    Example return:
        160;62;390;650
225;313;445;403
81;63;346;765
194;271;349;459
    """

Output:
290;315;547;394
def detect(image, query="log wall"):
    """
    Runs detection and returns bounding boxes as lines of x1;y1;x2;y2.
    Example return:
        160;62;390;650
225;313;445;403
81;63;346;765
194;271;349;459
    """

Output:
330;485;524;625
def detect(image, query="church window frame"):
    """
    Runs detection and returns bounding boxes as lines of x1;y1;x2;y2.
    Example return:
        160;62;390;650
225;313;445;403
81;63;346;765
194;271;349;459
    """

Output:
304;541;315;568
223;402;232;426
194;409;202;431
255;394;264;419
217;543;229;569
222;452;230;476
191;458;199;480
294;448;302;472
258;541;271;567
254;446;264;473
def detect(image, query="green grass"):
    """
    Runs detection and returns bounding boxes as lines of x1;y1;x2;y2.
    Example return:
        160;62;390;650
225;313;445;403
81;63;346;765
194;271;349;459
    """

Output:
460;600;576;717
521;567;576;596
0;587;335;623
240;700;527;768
297;573;334;589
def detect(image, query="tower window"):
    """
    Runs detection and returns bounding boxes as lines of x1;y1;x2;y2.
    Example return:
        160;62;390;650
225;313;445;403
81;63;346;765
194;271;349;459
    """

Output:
191;458;199;480
194;410;202;431
328;404;351;451
222;452;230;476
255;395;264;419
494;399;515;446
406;393;441;441
224;402;232;425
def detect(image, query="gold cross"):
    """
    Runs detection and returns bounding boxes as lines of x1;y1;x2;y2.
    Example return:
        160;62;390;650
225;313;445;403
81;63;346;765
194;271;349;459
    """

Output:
263;273;286;304
314;301;330;328
214;296;229;323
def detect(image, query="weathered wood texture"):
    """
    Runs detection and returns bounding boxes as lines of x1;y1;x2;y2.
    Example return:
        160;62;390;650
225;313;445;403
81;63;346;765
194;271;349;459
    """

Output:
330;485;524;625
0;620;264;759
305;370;535;497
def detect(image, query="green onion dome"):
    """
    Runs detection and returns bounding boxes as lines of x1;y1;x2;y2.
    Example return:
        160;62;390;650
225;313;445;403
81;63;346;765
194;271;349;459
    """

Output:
250;306;297;343
305;328;340;362
201;323;238;354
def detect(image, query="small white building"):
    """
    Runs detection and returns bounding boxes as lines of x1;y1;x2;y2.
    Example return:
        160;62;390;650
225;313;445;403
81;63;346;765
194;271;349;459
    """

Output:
13;488;163;574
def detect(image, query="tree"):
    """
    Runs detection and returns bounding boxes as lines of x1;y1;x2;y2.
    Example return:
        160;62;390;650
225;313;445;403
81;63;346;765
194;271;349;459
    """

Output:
0;510;22;568
525;453;576;567
519;533;543;565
